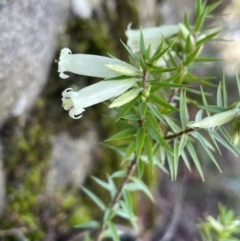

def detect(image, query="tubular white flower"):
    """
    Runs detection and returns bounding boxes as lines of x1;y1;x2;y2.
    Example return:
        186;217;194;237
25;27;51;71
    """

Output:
58;48;137;79
125;25;179;53
62;78;138;119
187;108;240;129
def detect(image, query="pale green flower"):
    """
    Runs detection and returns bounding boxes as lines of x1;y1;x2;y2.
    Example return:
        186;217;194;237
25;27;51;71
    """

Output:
62;79;138;119
187;108;240;129
125;25;179;53
58;48;138;79
230;115;240;146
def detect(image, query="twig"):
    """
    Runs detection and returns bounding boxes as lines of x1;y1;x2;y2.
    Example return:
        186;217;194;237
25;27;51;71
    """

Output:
109;158;137;208
96;157;137;241
163;128;194;141
168;88;179;104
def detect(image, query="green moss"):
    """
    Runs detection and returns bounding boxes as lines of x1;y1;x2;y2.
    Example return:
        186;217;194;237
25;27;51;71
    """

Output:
0;1;147;239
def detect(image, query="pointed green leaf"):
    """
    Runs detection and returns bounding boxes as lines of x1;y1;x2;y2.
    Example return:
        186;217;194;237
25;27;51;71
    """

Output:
217;81;223;107
199;105;227;113
164;115;181;132
137;158;145;178
147;104;166;124
139;102;147;117
122;114;140;120
195;132;215;151
81;187;106;211
154;156;169;174
196;31;220;46
184;73;216;84
235;70;240;96
206;1;221;14
217;127;240;155
194;132;222;172
181;150;191;172
144;135;154;171
91;176;110;192
116;96;139;122
105;128;137;141
187;142;204;181
111;171;125;179
146;119;172;152
136;127;145;161
83;232;91;241
178;134;188;157
122;140;136;162
180;89;189;128
120;39;139;61
167;50;178;67
149;38;164;62
184;45;203;66
119;201;138;231
75;220;100;229
107;221;120;241
166;151;174;180
207;130;222;154
139;55;146;69
195;56;223;62
173;139;179;180
103;208;115;223
139;28;146;56
150;81;188;88
149;41;175;65
149;66;180;73
145;43;152;60
107;175;117;198
222;73;228;107
129;177;154;202
184;11;191;29
200;86;210;116
149;93;178;112
195;0;203;16
185;34;194;53
195;10;207;32
122;189;133;213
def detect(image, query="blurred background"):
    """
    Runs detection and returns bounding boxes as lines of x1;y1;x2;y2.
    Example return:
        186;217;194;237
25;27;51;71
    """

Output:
0;0;240;240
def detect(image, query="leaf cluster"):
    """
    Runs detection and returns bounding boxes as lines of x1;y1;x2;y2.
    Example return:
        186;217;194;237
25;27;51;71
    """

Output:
76;1;240;240
198;204;240;241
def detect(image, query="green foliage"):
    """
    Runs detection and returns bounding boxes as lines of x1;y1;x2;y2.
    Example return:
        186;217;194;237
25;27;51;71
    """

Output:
72;1;240;240
198;204;240;241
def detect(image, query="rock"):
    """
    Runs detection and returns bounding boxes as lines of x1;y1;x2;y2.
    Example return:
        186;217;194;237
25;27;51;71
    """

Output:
46;131;97;190
0;0;71;215
0;0;70;127
0;144;5;216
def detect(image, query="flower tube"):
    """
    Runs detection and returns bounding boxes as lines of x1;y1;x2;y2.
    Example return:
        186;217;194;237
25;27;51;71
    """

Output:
125;25;179;53
62;78;138;119
187;108;240;129
58;48;139;79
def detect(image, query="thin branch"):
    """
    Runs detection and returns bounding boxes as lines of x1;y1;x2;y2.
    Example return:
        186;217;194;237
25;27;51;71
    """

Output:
142;69;147;90
96;157;137;241
110;158;137;208
168;88;179;104
163;128;194;140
